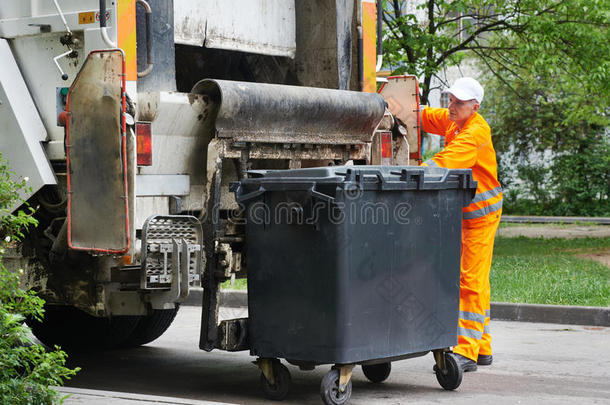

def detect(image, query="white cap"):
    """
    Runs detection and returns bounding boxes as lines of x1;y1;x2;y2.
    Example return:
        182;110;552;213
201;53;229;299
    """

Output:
448;77;484;104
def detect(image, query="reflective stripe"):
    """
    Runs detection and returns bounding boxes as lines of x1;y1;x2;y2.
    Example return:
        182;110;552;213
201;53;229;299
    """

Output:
463;199;503;220
485;309;490;317
472;186;503;204
424;159;439;167
458;327;483;340
459;310;485;324
477;140;490;149
483;324;491;335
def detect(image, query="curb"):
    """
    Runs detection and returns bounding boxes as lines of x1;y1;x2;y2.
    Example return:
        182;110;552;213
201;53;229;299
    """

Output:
58;386;234;405
184;288;244;308
186;288;610;327
502;215;610;225
491;302;610;327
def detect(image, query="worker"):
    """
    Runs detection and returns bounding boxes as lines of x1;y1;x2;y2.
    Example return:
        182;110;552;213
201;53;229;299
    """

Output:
421;77;502;372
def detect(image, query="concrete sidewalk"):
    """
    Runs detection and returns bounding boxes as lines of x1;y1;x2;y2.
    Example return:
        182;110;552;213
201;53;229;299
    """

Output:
497;223;610;238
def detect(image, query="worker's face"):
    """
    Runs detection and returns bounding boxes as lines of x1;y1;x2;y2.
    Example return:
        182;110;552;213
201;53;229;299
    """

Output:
448;94;479;128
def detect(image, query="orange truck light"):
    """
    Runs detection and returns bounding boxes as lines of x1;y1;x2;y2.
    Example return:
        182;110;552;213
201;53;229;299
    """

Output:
136;121;152;166
380;132;392;165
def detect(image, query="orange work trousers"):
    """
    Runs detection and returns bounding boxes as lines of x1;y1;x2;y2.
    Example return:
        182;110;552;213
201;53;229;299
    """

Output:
453;210;501;361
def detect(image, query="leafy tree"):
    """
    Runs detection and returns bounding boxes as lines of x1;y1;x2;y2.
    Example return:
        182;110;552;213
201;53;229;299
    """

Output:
383;0;609;215
0;153;79;404
484;69;609;216
382;0;610;105
479;1;610;216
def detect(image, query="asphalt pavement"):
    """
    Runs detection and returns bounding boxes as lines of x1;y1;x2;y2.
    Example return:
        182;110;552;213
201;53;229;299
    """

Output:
57;222;609;403
59;306;610;405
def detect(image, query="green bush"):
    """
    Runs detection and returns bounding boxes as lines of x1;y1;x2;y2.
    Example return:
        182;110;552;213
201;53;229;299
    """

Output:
422;147;441;162
483;71;610;217
500;136;610;217
548;136;610;216
0;153;79;404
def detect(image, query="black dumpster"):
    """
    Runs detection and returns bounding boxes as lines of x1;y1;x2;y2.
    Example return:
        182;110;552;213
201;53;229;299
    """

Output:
233;165;477;403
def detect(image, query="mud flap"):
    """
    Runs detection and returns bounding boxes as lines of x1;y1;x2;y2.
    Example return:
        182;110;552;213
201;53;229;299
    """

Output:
377;76;422;164
66;50;130;253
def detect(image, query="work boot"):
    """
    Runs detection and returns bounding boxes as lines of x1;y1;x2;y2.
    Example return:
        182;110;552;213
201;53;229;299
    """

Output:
454;353;477;372
477;354;493;366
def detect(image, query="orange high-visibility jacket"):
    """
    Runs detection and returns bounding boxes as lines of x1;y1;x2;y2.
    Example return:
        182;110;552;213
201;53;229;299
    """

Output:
421;107;502;221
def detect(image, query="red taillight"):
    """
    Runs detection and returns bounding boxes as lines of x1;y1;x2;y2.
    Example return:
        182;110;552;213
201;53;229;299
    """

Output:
58;111;69;127
380;132;392;165
136;121;152;166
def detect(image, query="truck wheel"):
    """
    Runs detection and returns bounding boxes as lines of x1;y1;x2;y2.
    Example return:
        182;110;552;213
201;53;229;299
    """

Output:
362;362;391;383
121;305;180;348
27;305;139;350
320;369;352;405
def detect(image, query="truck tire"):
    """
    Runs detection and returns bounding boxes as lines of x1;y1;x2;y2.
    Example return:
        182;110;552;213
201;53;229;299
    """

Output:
27;305;140;351
121;305;180;348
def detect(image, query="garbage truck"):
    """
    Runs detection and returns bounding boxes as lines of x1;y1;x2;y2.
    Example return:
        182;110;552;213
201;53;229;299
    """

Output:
0;0;428;401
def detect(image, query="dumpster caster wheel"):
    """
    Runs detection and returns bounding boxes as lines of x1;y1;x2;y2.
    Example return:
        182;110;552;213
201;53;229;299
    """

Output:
321;369;352;405
362;362;391;383
435;352;463;390
260;362;291;401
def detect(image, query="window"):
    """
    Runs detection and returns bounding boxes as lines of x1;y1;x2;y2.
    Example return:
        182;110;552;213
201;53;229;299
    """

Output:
446;7;496;42
440;91;450;108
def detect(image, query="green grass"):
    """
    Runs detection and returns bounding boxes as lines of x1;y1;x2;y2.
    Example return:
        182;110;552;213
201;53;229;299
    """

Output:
220;278;247;290
498;222;522;228
219;237;610;306
491;237;610;306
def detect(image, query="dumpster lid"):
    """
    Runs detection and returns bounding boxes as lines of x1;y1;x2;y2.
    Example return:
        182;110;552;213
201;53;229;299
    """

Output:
238;166;477;193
